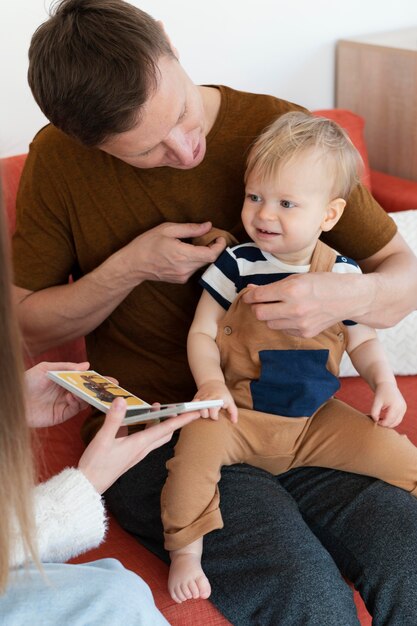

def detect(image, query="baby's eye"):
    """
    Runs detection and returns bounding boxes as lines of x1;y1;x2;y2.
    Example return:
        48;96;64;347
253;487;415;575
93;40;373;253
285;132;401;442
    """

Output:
247;193;262;202
280;199;295;209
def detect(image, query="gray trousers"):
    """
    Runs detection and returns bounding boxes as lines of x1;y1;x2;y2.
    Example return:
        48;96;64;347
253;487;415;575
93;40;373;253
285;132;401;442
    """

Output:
106;433;417;626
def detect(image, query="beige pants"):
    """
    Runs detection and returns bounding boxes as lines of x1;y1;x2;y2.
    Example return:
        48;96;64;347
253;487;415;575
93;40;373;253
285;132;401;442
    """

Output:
162;399;417;551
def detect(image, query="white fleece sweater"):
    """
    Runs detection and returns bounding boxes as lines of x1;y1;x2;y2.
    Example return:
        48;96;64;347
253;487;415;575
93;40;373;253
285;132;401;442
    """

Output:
11;467;107;568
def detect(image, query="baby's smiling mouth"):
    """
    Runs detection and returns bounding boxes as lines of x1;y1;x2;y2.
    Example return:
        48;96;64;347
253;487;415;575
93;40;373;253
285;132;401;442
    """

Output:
256;228;281;236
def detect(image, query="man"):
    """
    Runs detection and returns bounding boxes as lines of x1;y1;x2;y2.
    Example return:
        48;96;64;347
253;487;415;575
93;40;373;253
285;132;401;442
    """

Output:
13;1;417;624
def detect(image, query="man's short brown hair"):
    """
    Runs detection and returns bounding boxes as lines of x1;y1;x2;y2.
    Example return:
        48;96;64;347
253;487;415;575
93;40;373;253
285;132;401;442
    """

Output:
28;0;174;146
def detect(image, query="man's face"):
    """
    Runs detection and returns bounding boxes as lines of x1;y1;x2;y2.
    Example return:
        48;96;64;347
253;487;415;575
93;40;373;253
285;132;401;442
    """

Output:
100;56;207;169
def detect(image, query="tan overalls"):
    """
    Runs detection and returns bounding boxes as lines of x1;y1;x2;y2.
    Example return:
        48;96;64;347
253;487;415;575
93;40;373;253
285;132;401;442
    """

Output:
162;241;417;551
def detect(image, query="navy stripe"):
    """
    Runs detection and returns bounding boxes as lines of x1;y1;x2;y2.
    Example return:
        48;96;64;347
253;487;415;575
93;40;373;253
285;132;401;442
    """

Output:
233;246;267;262
215;250;240;285
335;254;359;268
199;278;231;310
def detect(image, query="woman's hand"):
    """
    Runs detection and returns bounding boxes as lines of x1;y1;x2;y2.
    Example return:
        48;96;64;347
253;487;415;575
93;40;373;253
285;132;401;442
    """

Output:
25;361;90;428
78;397;201;494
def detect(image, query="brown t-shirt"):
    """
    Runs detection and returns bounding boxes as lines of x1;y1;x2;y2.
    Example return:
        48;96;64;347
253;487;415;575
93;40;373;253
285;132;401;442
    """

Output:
13;85;396;433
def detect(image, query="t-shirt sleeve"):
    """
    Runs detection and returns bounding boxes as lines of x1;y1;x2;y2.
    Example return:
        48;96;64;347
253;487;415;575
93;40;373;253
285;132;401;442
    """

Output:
323;182;397;260
12;141;77;291
199;247;240;309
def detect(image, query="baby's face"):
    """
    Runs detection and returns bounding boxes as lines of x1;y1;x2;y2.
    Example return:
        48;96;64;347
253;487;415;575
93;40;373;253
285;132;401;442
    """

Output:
242;148;335;266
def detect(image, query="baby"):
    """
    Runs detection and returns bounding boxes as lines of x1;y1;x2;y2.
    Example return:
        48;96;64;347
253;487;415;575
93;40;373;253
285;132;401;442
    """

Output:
161;111;415;603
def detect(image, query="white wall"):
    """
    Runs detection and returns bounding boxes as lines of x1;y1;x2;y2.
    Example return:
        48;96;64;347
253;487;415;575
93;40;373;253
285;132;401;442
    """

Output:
2;0;417;157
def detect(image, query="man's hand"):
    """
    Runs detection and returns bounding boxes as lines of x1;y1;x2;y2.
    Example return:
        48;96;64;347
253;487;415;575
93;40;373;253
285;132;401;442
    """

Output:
124;221;227;284
78;397;201;494
25;361;90;428
243;272;369;337
13;221;227;355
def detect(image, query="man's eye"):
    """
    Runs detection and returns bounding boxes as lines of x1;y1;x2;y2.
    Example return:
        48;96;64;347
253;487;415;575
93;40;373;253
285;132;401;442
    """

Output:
280;200;294;208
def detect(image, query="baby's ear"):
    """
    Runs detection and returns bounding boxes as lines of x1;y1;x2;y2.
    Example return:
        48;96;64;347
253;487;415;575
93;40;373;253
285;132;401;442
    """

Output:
321;198;346;232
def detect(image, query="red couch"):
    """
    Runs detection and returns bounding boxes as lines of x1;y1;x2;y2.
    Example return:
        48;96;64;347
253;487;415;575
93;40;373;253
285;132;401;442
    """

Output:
3;109;417;625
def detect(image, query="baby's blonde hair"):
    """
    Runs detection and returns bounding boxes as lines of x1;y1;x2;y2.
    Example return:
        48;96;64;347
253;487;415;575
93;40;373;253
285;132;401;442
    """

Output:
245;111;364;199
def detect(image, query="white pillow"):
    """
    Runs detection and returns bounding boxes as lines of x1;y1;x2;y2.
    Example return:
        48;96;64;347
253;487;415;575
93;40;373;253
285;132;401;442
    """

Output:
339;209;417;376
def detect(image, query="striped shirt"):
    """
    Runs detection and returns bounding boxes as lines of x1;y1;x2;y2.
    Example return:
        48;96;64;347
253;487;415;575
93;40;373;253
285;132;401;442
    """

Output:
200;242;361;324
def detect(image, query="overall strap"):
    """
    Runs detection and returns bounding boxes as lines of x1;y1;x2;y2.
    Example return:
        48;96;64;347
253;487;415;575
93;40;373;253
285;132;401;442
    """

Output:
309;240;337;274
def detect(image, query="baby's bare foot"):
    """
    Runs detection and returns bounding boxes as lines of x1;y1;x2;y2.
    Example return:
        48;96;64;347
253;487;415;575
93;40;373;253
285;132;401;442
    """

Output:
168;551;211;603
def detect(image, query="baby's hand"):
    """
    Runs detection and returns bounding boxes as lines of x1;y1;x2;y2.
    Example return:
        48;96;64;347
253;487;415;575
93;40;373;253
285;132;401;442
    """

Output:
371;382;407;428
194;380;238;423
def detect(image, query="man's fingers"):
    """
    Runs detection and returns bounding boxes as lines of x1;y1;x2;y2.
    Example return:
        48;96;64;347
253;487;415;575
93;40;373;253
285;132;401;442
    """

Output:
207;237;227;252
242;284;282;305
177;239;225;264
208;236;226;248
165;221;212;239
244;300;286;323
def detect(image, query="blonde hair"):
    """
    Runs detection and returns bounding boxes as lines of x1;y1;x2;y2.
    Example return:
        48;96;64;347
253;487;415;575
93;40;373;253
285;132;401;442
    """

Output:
0;183;37;593
245;111;363;199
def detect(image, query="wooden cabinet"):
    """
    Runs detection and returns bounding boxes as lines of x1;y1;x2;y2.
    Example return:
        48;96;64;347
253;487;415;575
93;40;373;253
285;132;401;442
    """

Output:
336;28;417;181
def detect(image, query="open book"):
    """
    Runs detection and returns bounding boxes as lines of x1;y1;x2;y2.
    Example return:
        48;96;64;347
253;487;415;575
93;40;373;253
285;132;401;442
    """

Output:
47;370;223;425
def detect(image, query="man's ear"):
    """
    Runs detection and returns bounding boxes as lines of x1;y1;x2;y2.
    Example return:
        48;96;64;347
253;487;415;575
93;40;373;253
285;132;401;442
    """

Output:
156;20;179;59
321;198;346;232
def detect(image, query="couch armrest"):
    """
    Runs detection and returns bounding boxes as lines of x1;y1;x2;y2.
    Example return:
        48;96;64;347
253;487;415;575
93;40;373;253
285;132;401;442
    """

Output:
370;169;417;213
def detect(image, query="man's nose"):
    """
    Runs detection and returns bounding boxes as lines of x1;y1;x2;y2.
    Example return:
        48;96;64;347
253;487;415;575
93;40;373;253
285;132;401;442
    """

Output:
165;127;195;165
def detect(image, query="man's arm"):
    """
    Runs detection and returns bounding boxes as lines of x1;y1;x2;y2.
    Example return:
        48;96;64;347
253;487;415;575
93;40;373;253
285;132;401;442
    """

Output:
15;222;226;354
243;232;417;337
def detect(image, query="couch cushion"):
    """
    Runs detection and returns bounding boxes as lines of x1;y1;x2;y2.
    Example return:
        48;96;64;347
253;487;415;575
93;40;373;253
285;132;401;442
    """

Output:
314;109;371;190
370;169;417;213
340;208;417;376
